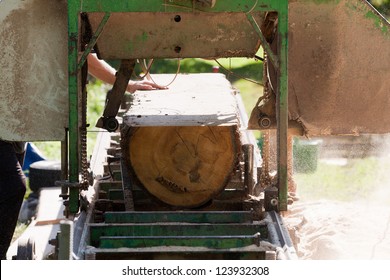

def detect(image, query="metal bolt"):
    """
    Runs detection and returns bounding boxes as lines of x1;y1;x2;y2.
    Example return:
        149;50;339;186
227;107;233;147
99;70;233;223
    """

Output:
259;117;271;128
270;198;278;206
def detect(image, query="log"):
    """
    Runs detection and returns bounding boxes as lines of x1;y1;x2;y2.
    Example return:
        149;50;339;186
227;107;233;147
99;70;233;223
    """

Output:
122;126;240;208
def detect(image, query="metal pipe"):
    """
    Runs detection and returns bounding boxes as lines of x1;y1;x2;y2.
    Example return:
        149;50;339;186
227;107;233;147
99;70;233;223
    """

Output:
59;220;74;260
276;8;289;211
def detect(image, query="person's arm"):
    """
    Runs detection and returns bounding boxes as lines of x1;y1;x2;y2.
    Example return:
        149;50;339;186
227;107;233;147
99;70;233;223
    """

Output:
87;53;166;93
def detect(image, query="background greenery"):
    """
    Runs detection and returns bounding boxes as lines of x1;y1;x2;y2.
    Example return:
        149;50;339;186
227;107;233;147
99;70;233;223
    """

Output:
370;0;390;17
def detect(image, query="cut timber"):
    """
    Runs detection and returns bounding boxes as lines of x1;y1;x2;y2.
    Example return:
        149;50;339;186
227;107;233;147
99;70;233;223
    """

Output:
121;74;241;208
122;73;239;127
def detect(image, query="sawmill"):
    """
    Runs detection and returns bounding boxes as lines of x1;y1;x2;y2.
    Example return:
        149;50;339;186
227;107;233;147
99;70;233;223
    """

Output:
0;0;389;260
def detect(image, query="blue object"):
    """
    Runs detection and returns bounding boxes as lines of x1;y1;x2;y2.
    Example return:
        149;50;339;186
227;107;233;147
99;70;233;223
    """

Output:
22;143;46;176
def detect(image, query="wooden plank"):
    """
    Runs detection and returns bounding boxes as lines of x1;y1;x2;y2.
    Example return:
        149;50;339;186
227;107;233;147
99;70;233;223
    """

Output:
122;73;239;127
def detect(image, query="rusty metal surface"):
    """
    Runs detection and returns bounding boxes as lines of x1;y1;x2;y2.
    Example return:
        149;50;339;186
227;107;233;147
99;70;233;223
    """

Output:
289;0;390;136
0;0;68;141
88;12;263;59
249;0;390;136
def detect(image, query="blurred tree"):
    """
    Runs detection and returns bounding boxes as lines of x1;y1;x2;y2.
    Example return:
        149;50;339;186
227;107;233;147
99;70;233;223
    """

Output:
369;0;390;19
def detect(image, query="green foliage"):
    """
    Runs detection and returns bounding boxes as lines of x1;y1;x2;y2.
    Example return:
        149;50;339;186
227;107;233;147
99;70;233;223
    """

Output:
370;0;390;18
85;79;110;157
135;58;263;83
33;141;61;160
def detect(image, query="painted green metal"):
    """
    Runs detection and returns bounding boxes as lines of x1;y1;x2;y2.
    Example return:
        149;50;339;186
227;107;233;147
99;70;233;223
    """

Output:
89;223;268;247
99;181;123;192
58;220;74;260
100;234;260;249
246;14;280;69
67;0;289;213
67;1;81;214
107;189;124;200
88;247;267;260
77;12;111;72
104;211;253;224
105;186;247;201
79;0;282;12
277;8;289;211
107;188;248;202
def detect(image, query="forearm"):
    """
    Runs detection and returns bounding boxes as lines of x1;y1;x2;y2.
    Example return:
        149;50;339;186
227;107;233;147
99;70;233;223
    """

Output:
87;53;167;93
87;53;117;85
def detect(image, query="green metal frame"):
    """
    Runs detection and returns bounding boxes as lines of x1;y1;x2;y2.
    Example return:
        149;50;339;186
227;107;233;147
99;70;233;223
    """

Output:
67;0;288;213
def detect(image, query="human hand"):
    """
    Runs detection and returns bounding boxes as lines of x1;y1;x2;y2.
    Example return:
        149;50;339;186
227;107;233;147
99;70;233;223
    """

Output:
126;80;168;93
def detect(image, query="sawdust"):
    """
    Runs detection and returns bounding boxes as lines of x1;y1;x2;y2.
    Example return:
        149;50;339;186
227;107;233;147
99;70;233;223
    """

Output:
285;196;390;260
287;0;390;136
284;148;390;260
0;0;68;141
248;0;390;136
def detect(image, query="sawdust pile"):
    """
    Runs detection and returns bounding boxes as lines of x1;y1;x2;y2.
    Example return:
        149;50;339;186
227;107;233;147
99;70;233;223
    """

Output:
285;197;390;259
284;137;390;260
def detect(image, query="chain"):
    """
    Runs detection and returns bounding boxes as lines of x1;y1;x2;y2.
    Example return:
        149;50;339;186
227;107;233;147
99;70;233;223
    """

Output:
80;66;89;190
260;131;272;188
80;128;89;190
259;54;273;188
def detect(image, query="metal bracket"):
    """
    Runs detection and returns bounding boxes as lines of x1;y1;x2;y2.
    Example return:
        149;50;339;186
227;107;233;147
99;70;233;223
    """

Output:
171;0;217;8
96;59;136;132
195;0;217;8
246;14;280;70
264;185;279;211
77;12;111;71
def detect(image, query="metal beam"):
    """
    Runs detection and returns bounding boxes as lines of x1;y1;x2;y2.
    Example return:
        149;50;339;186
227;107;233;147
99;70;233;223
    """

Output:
78;0;280;13
104;211;253;224
100;234;261;249
277;8;289;211
67;0;81;214
89;223;268;247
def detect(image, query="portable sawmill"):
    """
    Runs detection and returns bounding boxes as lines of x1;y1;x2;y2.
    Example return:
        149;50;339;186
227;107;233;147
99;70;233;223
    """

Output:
0;0;389;260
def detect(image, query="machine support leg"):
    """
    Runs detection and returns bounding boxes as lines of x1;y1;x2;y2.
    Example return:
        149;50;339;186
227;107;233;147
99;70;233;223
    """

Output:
58;220;74;260
277;9;289;211
67;1;81;214
96;59;136;132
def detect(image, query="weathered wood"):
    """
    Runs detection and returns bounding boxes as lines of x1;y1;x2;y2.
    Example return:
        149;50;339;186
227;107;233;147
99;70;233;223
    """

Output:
122;73;240;127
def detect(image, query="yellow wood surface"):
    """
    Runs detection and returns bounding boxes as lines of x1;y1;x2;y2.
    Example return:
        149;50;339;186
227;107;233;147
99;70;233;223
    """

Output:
124;126;240;208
